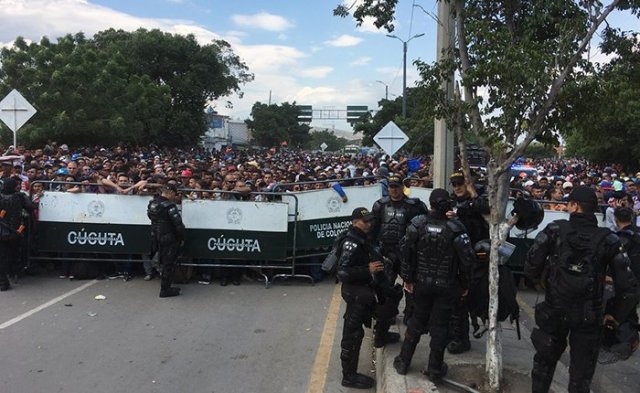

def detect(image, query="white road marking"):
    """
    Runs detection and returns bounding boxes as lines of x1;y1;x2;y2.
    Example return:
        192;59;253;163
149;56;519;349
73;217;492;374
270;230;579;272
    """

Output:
0;280;98;330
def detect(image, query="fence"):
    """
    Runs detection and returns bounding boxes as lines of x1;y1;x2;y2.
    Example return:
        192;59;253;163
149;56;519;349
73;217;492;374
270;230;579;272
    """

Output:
25;181;608;284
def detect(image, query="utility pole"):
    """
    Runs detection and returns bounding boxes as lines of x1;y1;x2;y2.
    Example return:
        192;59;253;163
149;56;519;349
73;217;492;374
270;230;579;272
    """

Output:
432;1;455;189
376;80;389;100
386;33;424;118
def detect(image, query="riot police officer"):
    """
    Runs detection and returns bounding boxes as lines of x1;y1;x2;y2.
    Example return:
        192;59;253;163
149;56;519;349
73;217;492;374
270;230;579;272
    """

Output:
525;186;639;393
448;171;490;354
393;189;475;382
337;207;381;389
0;177;33;291
147;183;186;298
370;175;427;347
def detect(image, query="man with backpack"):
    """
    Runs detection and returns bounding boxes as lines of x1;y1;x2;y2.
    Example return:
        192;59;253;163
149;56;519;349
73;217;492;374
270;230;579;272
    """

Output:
525;186;639;393
392;189;476;382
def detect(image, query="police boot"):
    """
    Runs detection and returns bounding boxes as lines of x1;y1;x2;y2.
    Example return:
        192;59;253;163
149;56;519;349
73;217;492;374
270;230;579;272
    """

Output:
531;360;556;393
393;333;420;375
341;337;374;389
0;274;10;292
423;350;448;383
159;276;181;298
447;338;471;354
374;320;400;348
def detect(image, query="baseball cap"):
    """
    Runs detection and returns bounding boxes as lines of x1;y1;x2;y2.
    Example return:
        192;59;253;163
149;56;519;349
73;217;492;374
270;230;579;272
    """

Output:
524;180;535;187
181;169;193;178
450;172;465;185
562;181;573;190
387;175;403;186
352;207;374;221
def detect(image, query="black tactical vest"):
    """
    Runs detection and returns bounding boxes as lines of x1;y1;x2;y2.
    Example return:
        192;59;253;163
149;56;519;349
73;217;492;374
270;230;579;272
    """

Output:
415;217;457;288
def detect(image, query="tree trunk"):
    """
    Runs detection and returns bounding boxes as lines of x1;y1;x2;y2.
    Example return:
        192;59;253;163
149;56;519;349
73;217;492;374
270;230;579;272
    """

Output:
485;159;511;392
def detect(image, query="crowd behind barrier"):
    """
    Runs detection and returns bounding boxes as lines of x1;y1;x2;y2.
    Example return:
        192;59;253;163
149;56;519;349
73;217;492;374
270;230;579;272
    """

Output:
2;143;640;286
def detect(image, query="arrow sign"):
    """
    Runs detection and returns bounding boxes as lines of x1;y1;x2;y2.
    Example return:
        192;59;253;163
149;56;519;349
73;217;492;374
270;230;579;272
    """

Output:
0;89;37;148
320;142;328;151
373;121;409;156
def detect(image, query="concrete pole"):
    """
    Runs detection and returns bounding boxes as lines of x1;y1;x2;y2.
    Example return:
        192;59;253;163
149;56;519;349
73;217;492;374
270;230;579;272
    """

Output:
402;41;408;119
432;0;455;189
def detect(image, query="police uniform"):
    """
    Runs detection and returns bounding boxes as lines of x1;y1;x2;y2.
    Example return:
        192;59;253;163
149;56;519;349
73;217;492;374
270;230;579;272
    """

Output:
147;184;186;298
0;177;33;291
393;189;476;382
337;208;377;389
448;172;490;354
525;187;639;393
370;175;427;347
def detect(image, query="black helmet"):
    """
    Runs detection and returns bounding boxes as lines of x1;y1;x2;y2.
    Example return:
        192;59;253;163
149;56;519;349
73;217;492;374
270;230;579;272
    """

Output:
511;197;544;230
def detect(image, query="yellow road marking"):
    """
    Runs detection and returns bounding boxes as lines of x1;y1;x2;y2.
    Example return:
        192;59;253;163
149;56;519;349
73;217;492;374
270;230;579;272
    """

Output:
306;283;343;393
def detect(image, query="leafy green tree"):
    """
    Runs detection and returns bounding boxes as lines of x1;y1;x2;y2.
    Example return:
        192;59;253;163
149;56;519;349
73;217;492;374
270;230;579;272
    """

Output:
246;102;310;148
0;29;253;147
562;30;640;167
337;1;639;390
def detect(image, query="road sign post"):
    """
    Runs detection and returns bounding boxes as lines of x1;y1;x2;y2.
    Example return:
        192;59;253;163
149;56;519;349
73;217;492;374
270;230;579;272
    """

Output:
373;121;409;157
0;89;37;149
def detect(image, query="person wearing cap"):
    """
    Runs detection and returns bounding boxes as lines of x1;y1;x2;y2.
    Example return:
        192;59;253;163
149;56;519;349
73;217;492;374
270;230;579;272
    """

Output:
0;176;34;291
393;188;475;382
336;207;381;389
525;186;639;393
448;171;490;354
370;175;428;347
147;183;186;298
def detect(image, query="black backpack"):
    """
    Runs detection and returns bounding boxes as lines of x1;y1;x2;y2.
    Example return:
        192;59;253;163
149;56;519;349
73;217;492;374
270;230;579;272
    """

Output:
321;230;350;274
549;220;610;304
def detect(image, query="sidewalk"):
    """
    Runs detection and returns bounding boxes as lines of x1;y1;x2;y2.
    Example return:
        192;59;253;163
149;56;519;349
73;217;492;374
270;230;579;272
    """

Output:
375;308;571;393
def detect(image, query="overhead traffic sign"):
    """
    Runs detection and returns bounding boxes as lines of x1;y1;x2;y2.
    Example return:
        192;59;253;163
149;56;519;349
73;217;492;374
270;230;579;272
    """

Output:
320;142;328;151
373;121;409;156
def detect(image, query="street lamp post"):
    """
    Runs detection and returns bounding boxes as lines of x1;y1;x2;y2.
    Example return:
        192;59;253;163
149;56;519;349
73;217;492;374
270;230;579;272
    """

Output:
386;33;424;118
375;80;389;100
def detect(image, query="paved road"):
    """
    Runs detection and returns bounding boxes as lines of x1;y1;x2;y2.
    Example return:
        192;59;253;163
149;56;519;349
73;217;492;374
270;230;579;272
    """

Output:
0;275;375;393
517;287;640;393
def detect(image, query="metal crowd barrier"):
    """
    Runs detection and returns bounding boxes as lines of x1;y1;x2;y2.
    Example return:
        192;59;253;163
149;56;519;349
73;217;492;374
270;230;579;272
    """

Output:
26;180;382;287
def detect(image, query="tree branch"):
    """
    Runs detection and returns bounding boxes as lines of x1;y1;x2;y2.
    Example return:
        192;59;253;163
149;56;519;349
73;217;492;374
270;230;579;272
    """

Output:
504;0;622;167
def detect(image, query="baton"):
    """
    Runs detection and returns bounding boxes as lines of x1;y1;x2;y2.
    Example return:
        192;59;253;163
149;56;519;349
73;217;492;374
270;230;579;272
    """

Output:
516;317;521;340
441;377;481;393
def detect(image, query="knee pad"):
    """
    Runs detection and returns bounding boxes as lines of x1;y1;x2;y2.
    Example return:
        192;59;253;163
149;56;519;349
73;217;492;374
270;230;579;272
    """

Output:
531;328;565;362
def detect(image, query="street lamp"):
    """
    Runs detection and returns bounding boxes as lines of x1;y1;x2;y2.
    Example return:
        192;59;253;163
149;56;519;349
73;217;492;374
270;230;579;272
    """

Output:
386;33;425;118
375;80;389;100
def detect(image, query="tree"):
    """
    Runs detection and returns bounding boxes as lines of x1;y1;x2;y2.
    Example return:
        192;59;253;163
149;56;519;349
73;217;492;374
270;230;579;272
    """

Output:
336;1;639;390
562;30;640;167
0;29;253;147
246;102;310;148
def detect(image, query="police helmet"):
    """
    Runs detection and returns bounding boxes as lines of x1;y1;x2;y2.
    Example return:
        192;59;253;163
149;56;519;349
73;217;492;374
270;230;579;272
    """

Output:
511;197;544;230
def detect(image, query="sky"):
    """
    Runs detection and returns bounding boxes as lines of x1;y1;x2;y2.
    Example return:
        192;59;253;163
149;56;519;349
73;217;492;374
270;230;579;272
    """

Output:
0;0;638;133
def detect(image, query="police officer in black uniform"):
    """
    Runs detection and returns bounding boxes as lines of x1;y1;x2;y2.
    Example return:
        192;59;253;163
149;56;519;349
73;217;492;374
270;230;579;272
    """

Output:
370;175;427;347
448;171;490;354
147;183;186;298
0;177;33;291
337;207;381;389
525;186;639;393
393;189;476;382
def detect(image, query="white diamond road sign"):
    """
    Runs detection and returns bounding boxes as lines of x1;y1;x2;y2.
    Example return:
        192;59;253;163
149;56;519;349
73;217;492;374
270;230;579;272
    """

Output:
373;121;409;156
320;142;328;151
0;89;37;133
